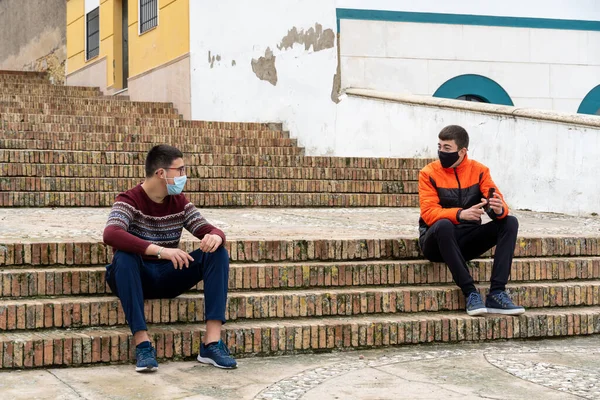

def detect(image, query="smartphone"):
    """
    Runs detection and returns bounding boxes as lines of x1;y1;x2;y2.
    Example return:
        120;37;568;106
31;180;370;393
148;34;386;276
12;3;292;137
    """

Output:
484;188;496;211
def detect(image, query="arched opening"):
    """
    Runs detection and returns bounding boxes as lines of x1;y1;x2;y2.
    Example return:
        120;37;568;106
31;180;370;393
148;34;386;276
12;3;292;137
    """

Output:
433;74;514;106
578;85;600;115
456;94;488;103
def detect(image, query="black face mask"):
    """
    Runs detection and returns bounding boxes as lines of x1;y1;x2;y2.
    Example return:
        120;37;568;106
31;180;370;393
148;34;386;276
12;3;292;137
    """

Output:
438;150;460;168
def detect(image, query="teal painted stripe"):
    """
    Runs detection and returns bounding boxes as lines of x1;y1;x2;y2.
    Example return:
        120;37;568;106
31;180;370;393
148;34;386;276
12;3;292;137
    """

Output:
336;8;600;32
578;85;600;115
433;74;514;106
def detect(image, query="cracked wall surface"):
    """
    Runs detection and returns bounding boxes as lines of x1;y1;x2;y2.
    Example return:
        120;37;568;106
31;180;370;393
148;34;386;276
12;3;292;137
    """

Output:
251;47;278;86
0;0;66;81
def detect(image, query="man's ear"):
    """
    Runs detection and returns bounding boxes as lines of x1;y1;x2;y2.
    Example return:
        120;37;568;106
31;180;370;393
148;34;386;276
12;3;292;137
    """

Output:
459;147;468;156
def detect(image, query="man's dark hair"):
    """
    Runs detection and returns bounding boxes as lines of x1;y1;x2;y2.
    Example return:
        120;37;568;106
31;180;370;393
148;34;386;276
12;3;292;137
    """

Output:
145;145;183;177
438;125;469;150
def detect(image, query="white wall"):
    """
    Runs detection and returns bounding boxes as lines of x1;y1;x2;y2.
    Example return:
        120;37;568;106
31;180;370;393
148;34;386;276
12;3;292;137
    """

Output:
337;90;600;215
341;19;600;113
189;0;339;154
189;0;599;154
188;0;600;214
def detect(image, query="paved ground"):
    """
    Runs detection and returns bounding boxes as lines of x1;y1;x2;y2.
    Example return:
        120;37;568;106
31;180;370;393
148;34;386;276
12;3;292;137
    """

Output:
0;208;599;243
0;336;598;400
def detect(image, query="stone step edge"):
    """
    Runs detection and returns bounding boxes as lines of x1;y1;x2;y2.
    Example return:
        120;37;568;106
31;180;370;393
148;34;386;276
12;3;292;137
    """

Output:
0;280;598;333
0;85;100;93
1;112;183;120
1;237;598;266
4;256;597;269
2;257;599;298
0;162;421;169
2;177;418;184
0;306;598;369
0;193;420;208
0;278;598;303
0;153;429;166
0;96;174;107
1;114;282;130
1;124;284;134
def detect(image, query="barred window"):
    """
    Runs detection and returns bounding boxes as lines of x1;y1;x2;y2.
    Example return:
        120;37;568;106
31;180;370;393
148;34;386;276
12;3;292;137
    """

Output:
139;0;158;34
86;7;100;60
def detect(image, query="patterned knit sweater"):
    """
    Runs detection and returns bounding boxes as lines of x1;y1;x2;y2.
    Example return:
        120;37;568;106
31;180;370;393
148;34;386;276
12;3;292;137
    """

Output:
103;184;225;258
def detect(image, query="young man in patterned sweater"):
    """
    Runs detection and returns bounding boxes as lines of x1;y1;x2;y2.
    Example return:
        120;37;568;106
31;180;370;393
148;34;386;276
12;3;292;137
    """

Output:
103;144;237;372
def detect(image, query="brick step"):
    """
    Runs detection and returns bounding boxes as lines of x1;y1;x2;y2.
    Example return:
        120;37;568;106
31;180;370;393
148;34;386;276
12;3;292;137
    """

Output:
106;95;130;100
0;72;47;83
3;103;177;114
0;132;298;147
2;258;599;298
0;164;420;180
1;237;597;267
1;113;205;127
0;177;418;194
1;101;177;114
1;281;599;332
0;150;431;169
0;82;101;92
0;85;101;98
0;70;47;76
1;123;290;139
0;140;304;154
1;107;182;118
0;81;98;91
0;191;419;207
0;77;47;84
0;94;174;109
1;115;279;131
0;307;598;369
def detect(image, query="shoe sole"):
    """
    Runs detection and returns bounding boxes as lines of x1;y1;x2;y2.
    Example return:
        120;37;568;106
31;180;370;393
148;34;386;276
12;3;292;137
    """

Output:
466;308;487;316
486;307;526;315
197;355;237;369
135;366;158;372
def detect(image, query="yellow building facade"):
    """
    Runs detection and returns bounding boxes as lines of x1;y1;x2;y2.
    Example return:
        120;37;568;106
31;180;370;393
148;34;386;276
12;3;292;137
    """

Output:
66;0;191;118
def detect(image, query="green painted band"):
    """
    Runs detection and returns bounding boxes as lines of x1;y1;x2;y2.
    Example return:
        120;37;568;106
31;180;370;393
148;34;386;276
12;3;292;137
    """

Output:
336;8;600;33
578;85;600;115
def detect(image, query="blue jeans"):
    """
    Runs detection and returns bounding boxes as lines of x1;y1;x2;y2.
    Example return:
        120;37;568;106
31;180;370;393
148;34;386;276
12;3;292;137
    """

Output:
105;247;229;334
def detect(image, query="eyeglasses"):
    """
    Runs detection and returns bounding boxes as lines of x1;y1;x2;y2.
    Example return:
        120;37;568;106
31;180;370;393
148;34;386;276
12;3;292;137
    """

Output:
163;166;186;176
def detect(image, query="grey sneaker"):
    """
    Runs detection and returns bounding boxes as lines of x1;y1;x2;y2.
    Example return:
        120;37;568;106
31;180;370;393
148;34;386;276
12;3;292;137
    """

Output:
466;292;487;316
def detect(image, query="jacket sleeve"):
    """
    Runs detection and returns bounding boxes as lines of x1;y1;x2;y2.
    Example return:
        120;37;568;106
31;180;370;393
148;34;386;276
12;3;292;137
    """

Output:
479;167;509;219
418;169;461;226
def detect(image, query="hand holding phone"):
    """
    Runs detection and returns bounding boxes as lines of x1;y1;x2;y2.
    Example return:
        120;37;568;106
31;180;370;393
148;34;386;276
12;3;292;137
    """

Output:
483;188;496;212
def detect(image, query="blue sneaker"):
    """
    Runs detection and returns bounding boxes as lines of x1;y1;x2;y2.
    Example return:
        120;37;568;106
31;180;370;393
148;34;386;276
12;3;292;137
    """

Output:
197;340;238;369
466;292;487;316
135;343;158;372
486;291;525;315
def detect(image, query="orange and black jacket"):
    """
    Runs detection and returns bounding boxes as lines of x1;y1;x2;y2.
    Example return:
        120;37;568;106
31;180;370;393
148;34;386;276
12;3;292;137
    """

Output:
418;155;509;238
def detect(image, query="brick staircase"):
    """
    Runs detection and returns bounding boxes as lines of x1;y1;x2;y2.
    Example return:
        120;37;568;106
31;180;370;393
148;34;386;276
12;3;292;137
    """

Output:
0;70;599;369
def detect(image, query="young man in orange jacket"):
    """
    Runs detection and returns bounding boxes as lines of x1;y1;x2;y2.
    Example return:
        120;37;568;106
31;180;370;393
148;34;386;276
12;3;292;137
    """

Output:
418;125;525;316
